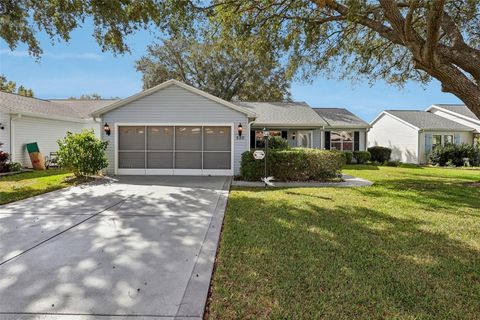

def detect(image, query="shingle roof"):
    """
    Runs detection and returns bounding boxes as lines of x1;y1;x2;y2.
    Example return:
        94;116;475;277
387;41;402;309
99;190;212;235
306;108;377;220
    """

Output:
386;110;473;131
0;91;117;120
233;101;328;126
432;104;479;121
313;108;370;128
50;99;119;118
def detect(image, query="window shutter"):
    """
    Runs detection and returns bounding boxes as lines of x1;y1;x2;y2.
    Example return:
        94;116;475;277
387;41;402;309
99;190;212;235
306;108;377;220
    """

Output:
454;133;460;145
325;131;331;150
281;131;288;139
250;130;256;149
354;131;360;151
425;133;433;153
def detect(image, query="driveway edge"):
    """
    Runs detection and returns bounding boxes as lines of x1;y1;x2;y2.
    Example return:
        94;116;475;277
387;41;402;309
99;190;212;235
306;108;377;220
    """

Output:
175;177;232;319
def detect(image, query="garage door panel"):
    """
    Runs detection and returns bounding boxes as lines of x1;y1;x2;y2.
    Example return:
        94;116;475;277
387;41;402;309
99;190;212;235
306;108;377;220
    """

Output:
119;126;145;150
203;126;231;151
147;152;173;169
147;126;173;150
203;152;231;169
175;152;202;169
119;151;145;169
175;126;202;150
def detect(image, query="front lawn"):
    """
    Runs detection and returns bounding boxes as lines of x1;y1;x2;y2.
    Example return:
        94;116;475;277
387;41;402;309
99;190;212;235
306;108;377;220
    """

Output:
208;165;480;319
0;169;76;205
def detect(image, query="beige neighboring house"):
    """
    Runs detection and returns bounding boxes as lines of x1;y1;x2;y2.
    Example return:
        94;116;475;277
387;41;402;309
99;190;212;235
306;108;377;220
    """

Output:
0;91;116;167
368;105;479;164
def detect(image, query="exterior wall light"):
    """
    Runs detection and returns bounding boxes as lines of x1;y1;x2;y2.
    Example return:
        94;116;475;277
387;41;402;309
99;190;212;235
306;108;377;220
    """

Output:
104;123;111;136
292;131;296;140
237;123;243;137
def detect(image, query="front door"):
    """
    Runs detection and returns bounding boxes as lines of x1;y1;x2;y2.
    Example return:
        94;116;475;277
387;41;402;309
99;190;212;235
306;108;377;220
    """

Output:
297;130;313;148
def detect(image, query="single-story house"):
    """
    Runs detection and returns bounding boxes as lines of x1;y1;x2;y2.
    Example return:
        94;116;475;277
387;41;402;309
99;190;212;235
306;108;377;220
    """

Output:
368;107;478;164
1;79;370;176
0;92;114;166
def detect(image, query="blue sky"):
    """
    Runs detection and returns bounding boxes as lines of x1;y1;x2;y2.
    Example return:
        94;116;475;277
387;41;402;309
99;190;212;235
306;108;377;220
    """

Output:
0;22;462;122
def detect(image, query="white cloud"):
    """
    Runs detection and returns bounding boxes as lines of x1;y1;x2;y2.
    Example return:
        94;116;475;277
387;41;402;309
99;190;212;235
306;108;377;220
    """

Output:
0;49;102;61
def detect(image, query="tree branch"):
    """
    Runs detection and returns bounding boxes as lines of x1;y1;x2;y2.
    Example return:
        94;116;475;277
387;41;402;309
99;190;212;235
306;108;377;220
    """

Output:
424;0;446;64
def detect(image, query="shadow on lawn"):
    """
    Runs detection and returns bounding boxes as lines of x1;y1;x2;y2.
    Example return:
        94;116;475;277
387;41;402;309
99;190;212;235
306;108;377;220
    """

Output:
211;190;480;319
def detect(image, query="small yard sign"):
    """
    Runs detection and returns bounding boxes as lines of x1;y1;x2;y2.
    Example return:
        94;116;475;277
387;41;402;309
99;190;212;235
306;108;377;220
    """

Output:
253;150;265;160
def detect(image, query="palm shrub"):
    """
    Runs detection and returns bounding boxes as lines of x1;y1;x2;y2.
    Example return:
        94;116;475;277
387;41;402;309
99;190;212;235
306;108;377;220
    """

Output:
57;129;109;178
368;146;392;163
240;148;345;181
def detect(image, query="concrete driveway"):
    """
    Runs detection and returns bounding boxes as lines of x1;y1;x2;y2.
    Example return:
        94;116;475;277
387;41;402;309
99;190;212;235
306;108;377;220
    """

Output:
0;176;231;320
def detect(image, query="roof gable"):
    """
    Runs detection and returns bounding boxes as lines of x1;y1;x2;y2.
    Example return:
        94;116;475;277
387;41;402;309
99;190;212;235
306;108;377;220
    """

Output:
382;110;473;131
427;104;480;123
91;79;256;117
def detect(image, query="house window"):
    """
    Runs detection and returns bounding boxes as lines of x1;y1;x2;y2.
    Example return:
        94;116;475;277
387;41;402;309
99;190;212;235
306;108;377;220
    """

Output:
444;135;454;145
432;135;442;149
254;130;282;148
330;131;353;151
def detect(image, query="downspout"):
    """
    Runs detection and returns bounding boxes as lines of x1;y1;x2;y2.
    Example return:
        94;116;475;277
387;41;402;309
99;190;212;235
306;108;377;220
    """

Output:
9;114;21;162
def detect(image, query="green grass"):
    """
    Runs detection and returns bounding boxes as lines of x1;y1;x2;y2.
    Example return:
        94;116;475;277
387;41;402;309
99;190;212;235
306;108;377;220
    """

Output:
208;165;480;319
0;169;76;205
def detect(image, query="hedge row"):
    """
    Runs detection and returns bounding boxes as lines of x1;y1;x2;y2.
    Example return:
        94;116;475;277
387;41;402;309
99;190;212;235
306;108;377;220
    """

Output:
240;148;345;181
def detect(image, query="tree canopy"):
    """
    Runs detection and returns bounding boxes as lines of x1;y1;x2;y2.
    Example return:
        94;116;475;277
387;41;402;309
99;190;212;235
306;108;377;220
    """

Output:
200;0;480;117
0;74;34;97
136;38;291;101
2;1;479;117
68;94;103;100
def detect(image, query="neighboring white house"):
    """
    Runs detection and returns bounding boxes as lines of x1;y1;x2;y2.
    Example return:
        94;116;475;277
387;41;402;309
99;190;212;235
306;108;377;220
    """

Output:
0;92;112;166
0;79;371;175
368;107;478;164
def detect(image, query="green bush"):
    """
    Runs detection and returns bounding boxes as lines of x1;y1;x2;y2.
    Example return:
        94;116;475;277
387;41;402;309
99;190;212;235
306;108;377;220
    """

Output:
428;143;480;167
368;146;392;163
267;136;290;150
57;129;109;178
353;151;371;164
240;148;345;181
342;152;353;164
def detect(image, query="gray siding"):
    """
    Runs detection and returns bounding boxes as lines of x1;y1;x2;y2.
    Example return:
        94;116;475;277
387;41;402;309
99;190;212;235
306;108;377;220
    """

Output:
101;84;249;175
12;116;99;167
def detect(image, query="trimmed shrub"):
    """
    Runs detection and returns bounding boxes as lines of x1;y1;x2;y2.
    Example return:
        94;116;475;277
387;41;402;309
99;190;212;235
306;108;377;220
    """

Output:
57;129;109;178
353;151;371;164
386;160;401;167
6;162;22;172
343;152;353;164
368;146;392;163
240;148;345;181
267;136;290;150
428;143;479;167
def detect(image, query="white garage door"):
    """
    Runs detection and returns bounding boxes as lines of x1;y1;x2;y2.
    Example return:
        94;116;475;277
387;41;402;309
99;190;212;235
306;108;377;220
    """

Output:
116;125;233;175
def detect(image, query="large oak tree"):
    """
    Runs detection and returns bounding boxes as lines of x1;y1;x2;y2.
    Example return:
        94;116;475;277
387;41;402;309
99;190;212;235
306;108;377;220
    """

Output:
136;38;291;101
